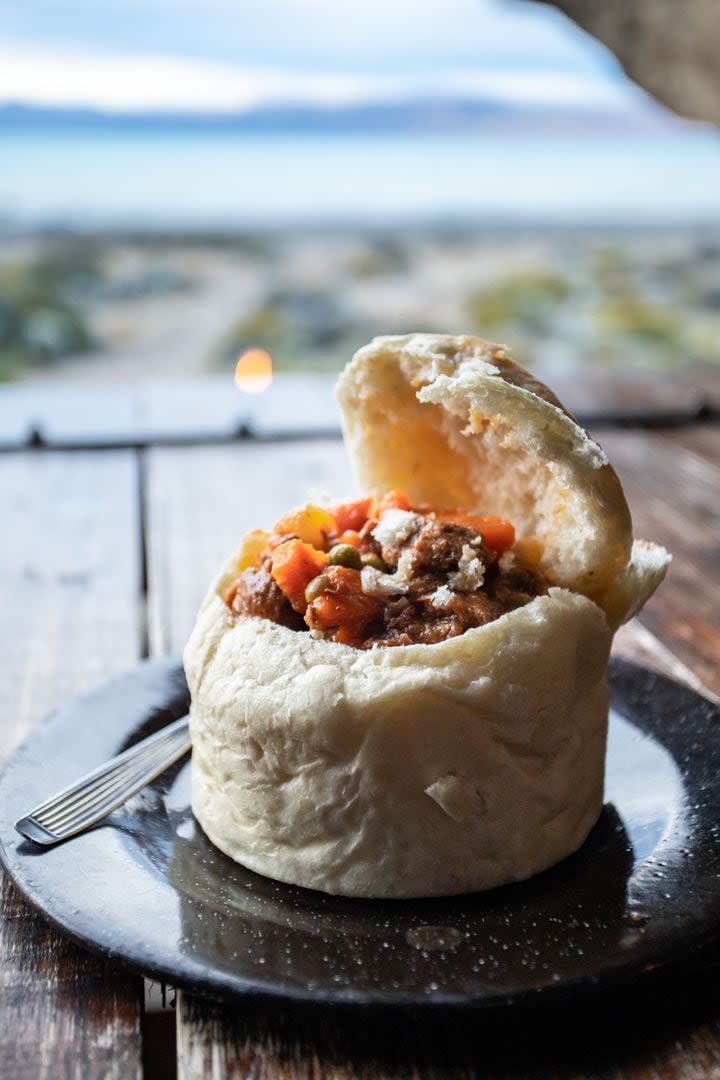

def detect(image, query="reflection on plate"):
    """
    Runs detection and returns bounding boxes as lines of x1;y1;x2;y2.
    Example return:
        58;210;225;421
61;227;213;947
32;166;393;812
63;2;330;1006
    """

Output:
0;657;718;1008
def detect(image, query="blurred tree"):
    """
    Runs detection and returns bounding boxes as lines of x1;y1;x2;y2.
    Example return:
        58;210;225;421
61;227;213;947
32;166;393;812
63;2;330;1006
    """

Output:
531;0;720;125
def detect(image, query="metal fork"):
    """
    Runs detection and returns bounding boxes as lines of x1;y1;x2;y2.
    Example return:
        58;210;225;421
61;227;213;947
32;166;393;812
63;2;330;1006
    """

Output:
15;716;191;846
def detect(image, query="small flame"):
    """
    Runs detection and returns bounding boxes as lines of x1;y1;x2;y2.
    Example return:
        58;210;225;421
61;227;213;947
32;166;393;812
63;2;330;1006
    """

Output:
234;348;273;394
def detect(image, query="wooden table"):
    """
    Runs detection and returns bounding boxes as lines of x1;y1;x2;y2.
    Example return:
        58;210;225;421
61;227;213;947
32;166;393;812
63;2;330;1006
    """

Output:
1;372;719;1079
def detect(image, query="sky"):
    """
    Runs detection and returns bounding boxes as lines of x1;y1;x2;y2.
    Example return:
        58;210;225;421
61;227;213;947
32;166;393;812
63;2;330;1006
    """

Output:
0;0;655;114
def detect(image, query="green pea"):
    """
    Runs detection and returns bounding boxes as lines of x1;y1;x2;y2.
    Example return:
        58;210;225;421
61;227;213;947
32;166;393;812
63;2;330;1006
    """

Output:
361;552;390;573
327;544;363;570
305;573;330;603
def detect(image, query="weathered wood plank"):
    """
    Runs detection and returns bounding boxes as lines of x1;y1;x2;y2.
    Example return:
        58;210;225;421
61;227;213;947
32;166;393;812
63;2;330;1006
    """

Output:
145;439;352;654
598;429;720;699
146;433;720;1079
0;375;338;449
0;451;144;1079
175;965;720;1080
613;620;718;703
664;425;720;472
0;451;142;752
554;370;720;416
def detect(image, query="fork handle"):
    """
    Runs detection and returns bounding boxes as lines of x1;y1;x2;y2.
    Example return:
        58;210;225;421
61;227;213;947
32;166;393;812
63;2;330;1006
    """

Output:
16;717;191;846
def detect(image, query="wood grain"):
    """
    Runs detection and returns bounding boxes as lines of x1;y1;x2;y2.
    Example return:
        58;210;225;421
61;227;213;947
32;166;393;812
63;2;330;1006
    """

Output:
174;963;720;1080
598;428;720;699
145;440;353;654
0;451;144;1079
613;620;718;704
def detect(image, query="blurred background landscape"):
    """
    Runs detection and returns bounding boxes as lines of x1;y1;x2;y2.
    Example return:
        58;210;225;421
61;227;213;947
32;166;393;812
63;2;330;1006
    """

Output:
2;0;720;385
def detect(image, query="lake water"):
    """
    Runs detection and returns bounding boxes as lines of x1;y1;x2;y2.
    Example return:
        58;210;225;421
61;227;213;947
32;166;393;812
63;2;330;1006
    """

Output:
2;129;720;228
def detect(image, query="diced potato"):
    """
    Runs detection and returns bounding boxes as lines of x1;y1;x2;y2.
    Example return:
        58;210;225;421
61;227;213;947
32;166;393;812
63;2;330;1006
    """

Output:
273;504;336;549
236;529;270;572
513;536;544;568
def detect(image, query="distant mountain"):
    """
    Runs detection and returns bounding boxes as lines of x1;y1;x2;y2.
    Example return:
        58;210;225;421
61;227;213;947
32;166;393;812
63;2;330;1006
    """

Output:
0;99;677;136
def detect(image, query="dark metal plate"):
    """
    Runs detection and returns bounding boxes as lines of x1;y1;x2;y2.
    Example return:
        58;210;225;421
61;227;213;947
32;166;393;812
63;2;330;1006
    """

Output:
0;657;718;1009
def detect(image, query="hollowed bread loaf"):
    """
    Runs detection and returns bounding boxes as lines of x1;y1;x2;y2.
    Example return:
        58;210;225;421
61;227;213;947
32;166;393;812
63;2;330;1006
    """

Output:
185;334;670;897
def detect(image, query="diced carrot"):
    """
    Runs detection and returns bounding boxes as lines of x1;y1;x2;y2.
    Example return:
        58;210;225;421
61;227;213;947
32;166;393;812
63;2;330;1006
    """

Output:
331;497;372;534
335;623;365;647
272;504;335;550
373;490;412;514
338;530;363;548
433;510;516;554
270;539;328;612
475;516;515;554
306;567;380;629
310;592;376;629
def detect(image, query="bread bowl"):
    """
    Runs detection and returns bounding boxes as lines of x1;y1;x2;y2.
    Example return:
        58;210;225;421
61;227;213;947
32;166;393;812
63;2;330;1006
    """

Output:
184;333;670;898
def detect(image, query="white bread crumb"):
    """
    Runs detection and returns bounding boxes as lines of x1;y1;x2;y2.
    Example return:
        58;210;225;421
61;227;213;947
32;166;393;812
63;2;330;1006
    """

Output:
372;509;421;550
429;584;453;609
449;545;486;592
360;565;409;597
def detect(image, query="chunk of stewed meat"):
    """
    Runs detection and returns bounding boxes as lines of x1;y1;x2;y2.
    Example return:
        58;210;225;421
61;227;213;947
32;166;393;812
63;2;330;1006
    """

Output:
408;518;496;576
372;516;494;579
230;565;305;631
363;587;505;648
488;558;549;609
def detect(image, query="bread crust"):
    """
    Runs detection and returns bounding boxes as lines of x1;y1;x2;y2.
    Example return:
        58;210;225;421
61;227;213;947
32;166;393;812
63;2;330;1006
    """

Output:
185;333;670;897
187;577;611;897
336;334;636;612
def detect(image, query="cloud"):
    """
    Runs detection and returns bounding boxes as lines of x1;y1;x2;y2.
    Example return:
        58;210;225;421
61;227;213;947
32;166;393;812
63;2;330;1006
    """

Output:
0;0;623;76
0;45;646;113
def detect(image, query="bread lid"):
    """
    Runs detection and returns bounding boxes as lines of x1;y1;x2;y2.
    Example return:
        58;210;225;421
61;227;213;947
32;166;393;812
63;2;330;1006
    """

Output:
336;333;667;621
